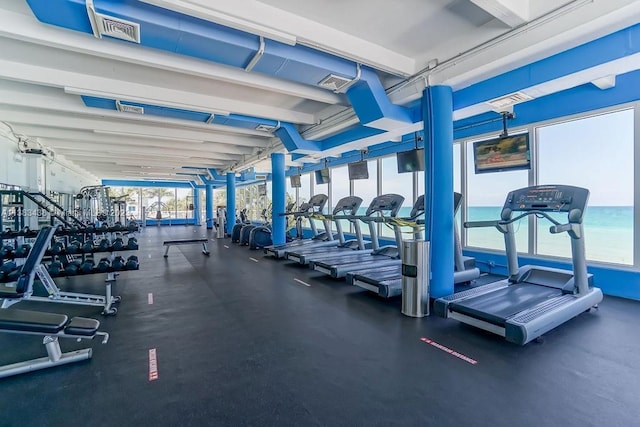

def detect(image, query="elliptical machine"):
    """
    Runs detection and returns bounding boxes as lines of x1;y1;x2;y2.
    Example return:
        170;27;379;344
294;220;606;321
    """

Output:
231;209;250;243
249;202;297;250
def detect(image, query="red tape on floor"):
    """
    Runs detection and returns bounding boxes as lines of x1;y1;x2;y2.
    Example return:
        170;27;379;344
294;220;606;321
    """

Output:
421;338;478;365
149;348;159;381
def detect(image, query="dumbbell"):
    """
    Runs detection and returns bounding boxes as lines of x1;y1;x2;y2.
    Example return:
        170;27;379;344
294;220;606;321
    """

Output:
48;261;63;276
49;241;64;255
82;241;94;253
0;261;17;274
127;221;138;231
111;238;125;251
97;239;110;251
79;259;95;274
97;223;108;232
111;256;126;271
0;245;14;257
126;255;139;270
126;237;139;250
5;267;20;281
96;258;111;273
0;270;5;281
66;241;81;254
112;222;124;231
64;260;82;276
84;224;96;233
14;244;31;258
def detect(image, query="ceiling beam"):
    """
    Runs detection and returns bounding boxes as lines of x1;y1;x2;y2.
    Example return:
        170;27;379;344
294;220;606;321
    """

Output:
0;57;316;124
0;80;274;138
140;0;415;76
469;0;530;27
0;8;345;106
0;109;271;148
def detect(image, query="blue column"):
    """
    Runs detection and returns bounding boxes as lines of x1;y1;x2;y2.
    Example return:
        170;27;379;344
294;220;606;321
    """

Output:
193;187;201;226
205;184;214;229
271;152;286;245
423;85;454;298
226;172;236;235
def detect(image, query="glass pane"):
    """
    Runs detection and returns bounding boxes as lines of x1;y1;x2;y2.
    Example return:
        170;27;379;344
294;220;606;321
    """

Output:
353;160;378;235
537;109;634;264
466;140;529;251
381;156;413;238
298;173;311;228
330;166;350;231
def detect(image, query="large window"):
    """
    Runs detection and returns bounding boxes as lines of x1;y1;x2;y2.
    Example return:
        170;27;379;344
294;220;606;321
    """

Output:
298;173;312;228
381;156;413;238
465;137;529;251
537;109;634;265
330;166;350;231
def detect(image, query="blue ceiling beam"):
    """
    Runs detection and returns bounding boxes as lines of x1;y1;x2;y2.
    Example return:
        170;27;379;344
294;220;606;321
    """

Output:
454;22;640;110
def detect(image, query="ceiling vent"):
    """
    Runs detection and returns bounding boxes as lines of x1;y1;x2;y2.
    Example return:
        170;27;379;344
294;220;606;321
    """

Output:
255;124;277;132
486;91;533;110
86;0;141;43
318;74;353;92
116;101;144;114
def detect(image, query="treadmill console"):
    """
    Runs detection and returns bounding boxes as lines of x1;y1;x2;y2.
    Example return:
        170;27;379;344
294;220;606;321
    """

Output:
503;185;590;222
332;196;363;215
409;195;425;218
308;194;328;212
365;194;405;217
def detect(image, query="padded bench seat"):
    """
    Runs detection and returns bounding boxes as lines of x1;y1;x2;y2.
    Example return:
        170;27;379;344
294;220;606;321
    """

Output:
163;239;210;257
0;309;99;336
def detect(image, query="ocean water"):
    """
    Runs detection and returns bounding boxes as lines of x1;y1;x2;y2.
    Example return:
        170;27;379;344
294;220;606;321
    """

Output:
365;205;633;265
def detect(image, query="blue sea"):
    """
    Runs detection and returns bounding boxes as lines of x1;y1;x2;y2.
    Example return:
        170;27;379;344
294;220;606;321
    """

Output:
367;206;633;265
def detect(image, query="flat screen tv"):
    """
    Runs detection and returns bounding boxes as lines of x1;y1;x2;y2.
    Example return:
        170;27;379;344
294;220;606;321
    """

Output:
473;133;530;174
290;175;302;188
396;149;425;174
314;168;330;184
348;160;369;180
258;183;267;196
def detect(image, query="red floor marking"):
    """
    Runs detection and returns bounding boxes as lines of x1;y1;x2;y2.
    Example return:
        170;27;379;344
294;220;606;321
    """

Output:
421;338;478;365
148;293;154;305
149;348;159;381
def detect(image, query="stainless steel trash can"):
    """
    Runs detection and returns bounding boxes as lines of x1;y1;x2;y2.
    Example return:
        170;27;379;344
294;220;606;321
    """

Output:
401;240;429;317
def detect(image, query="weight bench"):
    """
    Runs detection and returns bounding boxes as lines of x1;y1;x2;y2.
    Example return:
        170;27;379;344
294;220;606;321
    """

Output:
163;239;210;257
0;227;120;315
0;308;108;378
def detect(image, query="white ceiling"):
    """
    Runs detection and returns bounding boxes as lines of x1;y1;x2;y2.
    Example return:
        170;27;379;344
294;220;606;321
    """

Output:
0;0;639;182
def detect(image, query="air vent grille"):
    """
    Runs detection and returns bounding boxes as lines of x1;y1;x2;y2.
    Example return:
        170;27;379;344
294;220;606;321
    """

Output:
486;91;533;110
318;74;353;92
96;14;140;43
255;124;277;132
116;101;144;114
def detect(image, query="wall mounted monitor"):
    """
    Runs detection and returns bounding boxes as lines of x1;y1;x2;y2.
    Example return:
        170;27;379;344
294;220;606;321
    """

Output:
348;160;369;180
396;149;425;174
314;168;330;184
290;175;302;188
473;133;530;174
258;183;267;196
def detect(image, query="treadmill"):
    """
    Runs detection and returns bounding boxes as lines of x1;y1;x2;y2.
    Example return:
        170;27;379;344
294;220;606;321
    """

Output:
264;194;334;258
309;194;406;278
285;196;365;265
434;185;603;345
349;193;480;298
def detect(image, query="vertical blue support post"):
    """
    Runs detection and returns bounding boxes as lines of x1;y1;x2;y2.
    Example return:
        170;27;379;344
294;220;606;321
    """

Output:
423;85;454;298
226;172;236;236
271;153;286;245
205;184;214;229
193;188;201;226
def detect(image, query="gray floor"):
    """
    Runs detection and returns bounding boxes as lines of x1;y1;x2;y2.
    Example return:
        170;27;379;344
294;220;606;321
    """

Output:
0;225;638;427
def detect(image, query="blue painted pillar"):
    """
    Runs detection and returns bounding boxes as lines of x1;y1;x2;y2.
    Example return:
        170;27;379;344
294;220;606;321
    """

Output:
193;187;201;226
226;172;236;235
205;184;214;229
423;85;454;298
271;153;286;245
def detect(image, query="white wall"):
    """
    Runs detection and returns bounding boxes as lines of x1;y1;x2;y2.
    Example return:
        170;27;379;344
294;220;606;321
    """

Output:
0;122;99;193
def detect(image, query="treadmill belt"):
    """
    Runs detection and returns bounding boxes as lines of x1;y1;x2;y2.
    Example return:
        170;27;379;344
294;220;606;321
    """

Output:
450;283;562;326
